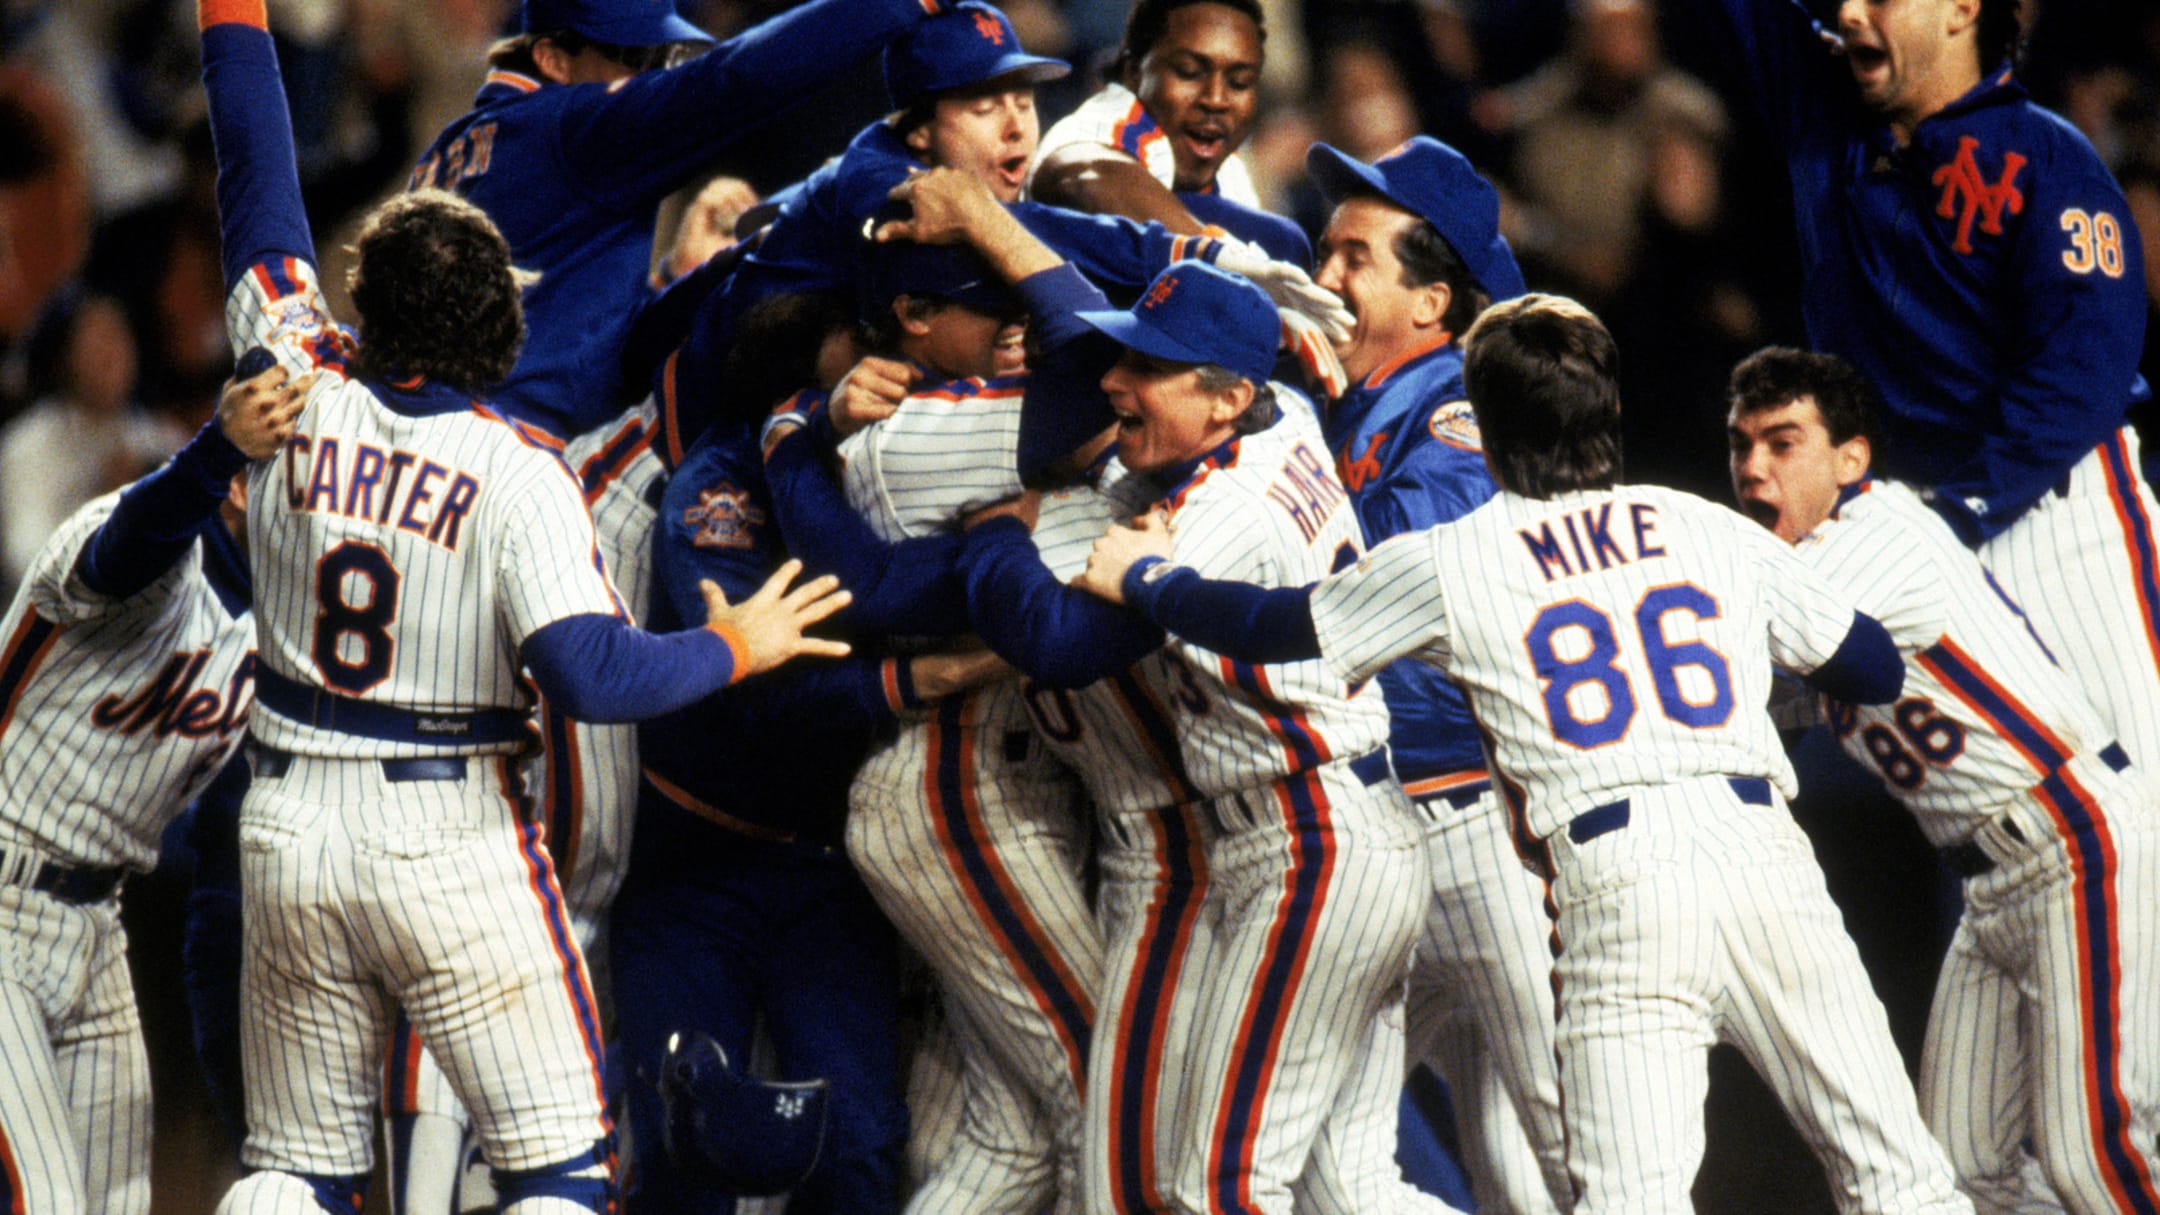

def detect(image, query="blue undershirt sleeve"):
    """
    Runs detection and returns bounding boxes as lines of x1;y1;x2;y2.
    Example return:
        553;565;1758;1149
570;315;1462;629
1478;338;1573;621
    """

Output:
1012;264;1120;482
1122;559;1322;664
521;613;740;722
955;518;1162;688
1796;610;1905;706
75;421;251;600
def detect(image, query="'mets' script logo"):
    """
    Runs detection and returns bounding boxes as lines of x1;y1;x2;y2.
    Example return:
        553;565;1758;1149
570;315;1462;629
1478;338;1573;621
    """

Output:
91;652;255;740
1931;135;2026;255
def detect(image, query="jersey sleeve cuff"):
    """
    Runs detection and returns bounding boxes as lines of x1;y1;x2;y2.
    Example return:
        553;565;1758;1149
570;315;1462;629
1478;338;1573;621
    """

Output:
1122;556;1177;612
707;621;753;684
881;656;924;712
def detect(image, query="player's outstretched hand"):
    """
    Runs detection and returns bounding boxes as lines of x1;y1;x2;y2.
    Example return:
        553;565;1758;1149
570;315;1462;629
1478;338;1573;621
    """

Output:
1076;511;1175;604
1211;240;1355;345
700;559;853;678
830;355;919;436
876;167;1004;247
218;359;314;460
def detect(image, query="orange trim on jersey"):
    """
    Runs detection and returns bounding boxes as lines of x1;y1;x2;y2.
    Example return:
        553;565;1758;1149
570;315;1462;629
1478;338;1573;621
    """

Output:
541;700;587;881
642;765;796;843
1399;768;1491;798
925;699;1095;1095
880;658;906;714
660;351;687;469
0;1108;25;1215
0;612;62;742
199;0;267;29
380;1017;424;1116
501;758;612;1127
484;69;541;94
1362;332;1452;390
1915;635;2072;777
910;380;1025;405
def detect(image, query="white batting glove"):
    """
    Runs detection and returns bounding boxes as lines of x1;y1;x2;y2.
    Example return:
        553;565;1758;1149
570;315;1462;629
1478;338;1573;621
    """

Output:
1280;309;1348;401
1210;238;1355;345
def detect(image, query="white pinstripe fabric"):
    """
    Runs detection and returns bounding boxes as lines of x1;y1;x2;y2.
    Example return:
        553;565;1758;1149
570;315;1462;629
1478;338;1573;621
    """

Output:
1404;791;1570;1214
1978;428;2160;777
0;496;254;872
839;383;1102;1214
1544;777;1971;1215
1310;487;1858;839
0;888;152;1215
236;754;607;1179
1915;783;2160;1215
1795;480;2160;1213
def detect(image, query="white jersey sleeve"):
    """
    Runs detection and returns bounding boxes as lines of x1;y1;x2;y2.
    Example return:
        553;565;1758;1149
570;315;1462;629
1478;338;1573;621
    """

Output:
494;456;628;649
1748;521;1870;678
1310;528;1457;686
223;253;353;379
837;375;1027;541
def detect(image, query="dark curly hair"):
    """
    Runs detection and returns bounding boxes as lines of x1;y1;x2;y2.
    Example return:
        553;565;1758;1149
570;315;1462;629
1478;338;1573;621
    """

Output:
347;189;525;393
1111;0;1266;83
1727;346;1885;450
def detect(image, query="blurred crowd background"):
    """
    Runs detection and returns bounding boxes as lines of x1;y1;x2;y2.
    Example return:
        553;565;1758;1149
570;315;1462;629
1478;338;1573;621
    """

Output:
4;0;2158;1209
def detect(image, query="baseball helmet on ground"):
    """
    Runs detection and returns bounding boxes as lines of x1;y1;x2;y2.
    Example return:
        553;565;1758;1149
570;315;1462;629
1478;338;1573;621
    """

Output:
657;1031;832;1196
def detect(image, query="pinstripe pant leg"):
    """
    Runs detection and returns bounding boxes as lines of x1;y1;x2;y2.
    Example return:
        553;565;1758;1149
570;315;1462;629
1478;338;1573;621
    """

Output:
236;791;391;1178
1411;800;1569;1214
1712;819;1970;1215
0;889;94;1215
1294;984;1461;1215
62;908;151;1215
1549;849;1718;1215
1919;919;2035;1215
2021;826;2160;1215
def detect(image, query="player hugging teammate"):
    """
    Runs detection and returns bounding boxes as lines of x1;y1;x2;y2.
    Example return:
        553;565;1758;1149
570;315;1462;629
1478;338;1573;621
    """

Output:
19;0;2152;1213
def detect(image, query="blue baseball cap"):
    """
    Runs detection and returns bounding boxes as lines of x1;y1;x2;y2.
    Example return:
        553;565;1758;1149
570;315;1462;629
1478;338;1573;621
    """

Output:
1307;137;1526;301
521;0;711;47
884;2;1069;111
1076;261;1279;385
862;234;1022;321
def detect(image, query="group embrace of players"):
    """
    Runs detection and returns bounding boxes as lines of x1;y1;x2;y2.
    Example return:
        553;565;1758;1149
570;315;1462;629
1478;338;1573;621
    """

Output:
0;0;2155;1213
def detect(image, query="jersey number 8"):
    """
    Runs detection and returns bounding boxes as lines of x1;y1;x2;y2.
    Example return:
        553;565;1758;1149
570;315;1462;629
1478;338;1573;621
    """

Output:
314;541;400;694
1525;583;1734;749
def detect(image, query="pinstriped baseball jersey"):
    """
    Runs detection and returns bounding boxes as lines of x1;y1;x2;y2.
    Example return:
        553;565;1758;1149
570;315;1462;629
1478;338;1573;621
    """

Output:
1148;388;1391;795
0;494;254;872
234;262;625;759
1799;479;2129;844
839;374;1028;542
1027;81;1261;209
1014;474;1202;818
529;401;665;931
1311;485;1861;838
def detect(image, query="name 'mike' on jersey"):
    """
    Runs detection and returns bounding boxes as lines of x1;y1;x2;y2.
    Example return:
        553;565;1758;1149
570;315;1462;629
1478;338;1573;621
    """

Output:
230;258;626;761
1798;479;2136;845
0;495;255;872
1311;485;1863;839
1154;389;1390;795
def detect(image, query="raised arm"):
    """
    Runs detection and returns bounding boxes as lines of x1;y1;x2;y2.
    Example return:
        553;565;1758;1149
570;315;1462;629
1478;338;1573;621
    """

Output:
556;0;941;208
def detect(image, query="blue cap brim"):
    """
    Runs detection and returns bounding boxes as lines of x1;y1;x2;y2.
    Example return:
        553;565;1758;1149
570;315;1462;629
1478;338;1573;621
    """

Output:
955;54;1069;95
570;9;713;45
1306;142;1401;210
1075;308;1218;368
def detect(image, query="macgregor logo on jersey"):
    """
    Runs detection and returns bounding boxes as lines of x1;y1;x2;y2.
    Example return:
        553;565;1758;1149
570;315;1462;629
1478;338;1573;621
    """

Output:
684;483;767;550
91;651;255;740
1931;135;2026;255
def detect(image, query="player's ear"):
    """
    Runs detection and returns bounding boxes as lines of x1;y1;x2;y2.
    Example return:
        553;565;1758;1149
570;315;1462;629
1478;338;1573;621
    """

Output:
894;295;934;339
903;118;935;157
531;37;576;86
1412;281;1451;331
1833;434;1872;487
1943;0;1981;39
1207;376;1256;427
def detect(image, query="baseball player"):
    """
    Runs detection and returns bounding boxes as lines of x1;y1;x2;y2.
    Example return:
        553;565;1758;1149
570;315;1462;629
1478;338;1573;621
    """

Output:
1026;0;1310;265
759;189;1113;1214
1696;0;2160;777
410;0;948;440
0;362;298;1214
200;5;852;1211
1078;295;1982;1215
1296;134;1569;1214
1726;346;2160;1215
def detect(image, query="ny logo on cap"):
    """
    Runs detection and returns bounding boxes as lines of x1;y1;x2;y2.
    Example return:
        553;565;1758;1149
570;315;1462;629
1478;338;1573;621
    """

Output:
974;10;1005;43
1931;135;2026;255
1143;275;1179;309
775;1092;811;1120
